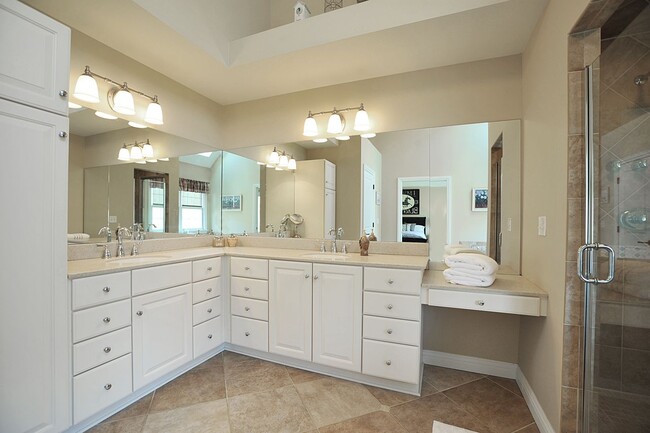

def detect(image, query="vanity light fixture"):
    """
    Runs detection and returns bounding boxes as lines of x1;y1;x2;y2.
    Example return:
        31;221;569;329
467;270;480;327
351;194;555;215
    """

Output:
335;135;350;141
73;65;164;125
128;121;147;129
266;147;297;171
302;103;373;139
288;156;297;170
268;147;280;165
117;139;158;163
313;138;328;143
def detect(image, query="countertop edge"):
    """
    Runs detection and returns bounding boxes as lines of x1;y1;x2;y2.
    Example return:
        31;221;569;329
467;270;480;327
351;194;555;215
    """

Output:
421;270;548;299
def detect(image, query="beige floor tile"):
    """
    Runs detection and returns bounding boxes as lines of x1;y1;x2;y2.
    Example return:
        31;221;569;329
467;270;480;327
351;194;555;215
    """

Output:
487;376;524;397
422;365;484;391
143;399;230;433
86;415;146;433
194;352;224;370
390;393;491;433
514;423;540;433
295;377;382;428
149;367;226;413
225;358;293;397
101;393;153;423
444;378;534;433
319;411;408;433
365;380;438;407
286;366;327;384
228;385;314;433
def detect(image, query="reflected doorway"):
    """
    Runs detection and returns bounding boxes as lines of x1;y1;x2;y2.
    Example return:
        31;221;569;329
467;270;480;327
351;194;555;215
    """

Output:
134;168;169;232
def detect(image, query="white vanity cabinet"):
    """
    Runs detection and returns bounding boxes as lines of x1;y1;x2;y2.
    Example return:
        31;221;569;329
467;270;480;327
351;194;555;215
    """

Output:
269;260;313;361
192;257;224;358
230;257;269;352
362;267;422;384
132;263;193;390
312;263;362;372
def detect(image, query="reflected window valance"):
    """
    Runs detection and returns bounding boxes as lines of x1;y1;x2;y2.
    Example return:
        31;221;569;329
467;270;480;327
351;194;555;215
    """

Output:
179;178;210;193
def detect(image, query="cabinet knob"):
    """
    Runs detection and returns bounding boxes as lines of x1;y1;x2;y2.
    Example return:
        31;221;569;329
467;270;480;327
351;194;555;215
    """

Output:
103;346;111;353
245;331;250;337
314;275;319;280
388;279;394;285
475;300;485;306
102;316;111;323
386;329;393;335
245;266;250;270
305;274;310;279
386;304;393;310
207;308;213;313
208;334;213;339
244;287;250;291
207;288;213;293
102;286;111;293
207;266;213;271
385;360;392;366
58;131;67;138
104;384;112;390
136;311;143;316
244;306;250;311
59;90;68;97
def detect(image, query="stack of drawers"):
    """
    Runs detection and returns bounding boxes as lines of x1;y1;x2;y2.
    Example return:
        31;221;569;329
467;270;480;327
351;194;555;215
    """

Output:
71;271;133;423
362;267;422;384
192;257;223;358
230;257;269;352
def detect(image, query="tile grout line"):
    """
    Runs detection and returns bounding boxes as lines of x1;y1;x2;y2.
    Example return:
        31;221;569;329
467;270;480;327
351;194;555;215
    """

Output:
484;376;527;400
511;422;537;433
440;390;495;432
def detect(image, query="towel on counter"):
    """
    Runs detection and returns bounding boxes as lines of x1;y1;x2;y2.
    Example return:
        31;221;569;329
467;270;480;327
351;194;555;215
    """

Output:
432;421;478;433
443;268;496;287
444;253;498;276
443;244;485;256
67;233;90;240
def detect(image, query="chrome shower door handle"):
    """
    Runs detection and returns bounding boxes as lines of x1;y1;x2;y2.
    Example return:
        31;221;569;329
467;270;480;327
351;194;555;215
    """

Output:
577;243;615;284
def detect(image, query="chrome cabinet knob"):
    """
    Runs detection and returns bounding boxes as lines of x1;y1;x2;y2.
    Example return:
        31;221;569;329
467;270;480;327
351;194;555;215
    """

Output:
245;266;250;270
386;304;393;310
245;331;250;337
104;384;112;390
386;329;393;335
208;334;213;339
305;274;310;279
388;279;394;284
244;307;250;311
102;286;111;293
103;347;111;353
385;360;392;366
59;90;68;97
314;275;319;280
244;287;250;291
207;308;213;313
207;266;213;271
475;300;485;306
207;288;213;293
103;317;111;323
58;131;67;138
136;311;143;316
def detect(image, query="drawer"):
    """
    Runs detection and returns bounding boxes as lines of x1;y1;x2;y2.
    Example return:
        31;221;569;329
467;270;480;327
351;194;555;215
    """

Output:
72;271;131;310
73;326;132;375
362;339;421;384
427;289;542;316
132;262;192;296
231;296;268;321
364;267;422;295
231;276;268;300
231;257;268;280
193;297;222;325
73;354;133;423
363;315;421;346
193;316;223;359
73;299;131;343
231;315;268;352
193;277;222;304
193;257;222;282
364;292;421;321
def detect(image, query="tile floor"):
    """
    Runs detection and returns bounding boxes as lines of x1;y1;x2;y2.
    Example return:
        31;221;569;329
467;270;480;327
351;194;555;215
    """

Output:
88;351;539;433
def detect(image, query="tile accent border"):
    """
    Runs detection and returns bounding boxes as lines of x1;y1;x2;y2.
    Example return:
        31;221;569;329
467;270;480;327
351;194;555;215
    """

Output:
422;350;517;379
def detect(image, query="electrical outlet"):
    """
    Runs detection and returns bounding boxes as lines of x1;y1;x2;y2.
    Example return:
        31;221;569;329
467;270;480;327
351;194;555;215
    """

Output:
507;217;512;232
538;216;547;236
108;215;117;223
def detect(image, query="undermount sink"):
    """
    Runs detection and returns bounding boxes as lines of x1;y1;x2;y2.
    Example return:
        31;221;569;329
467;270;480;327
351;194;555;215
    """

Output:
110;255;171;264
301;253;350;261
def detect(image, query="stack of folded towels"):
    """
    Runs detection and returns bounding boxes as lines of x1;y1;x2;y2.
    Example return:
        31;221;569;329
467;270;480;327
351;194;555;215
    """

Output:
442;244;499;287
67;233;90;240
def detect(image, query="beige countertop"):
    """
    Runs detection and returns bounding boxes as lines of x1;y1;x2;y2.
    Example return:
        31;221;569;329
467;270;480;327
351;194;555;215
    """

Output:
68;246;429;279
421;270;548;299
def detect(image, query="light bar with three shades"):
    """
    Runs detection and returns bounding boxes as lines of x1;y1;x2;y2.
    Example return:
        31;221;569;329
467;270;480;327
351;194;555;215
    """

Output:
117;139;168;164
303;103;375;141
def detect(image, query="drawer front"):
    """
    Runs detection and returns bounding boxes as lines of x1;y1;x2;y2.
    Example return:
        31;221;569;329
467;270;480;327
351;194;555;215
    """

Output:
231;316;268;352
193;316;223;359
364;267;422;295
192;277;222;304
193;297;223;326
193;257;222;282
231;257;268;280
231;296;268;321
363;315;420;346
73;354;133;423
428;289;541;316
73;299;131;343
73;326;132;375
362;339;420;384
132;262;192;296
72;271;131;310
231;276;269;300
363;292;421;321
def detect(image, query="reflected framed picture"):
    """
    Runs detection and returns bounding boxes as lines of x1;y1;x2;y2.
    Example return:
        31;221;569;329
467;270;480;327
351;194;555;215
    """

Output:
402;189;420;215
222;194;242;211
472;188;488;211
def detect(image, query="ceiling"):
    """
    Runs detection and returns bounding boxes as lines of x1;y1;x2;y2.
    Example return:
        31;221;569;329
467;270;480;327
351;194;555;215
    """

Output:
24;0;548;106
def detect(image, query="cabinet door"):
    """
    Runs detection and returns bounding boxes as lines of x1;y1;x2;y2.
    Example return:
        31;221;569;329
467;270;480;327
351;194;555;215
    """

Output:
269;261;312;361
325;161;336;190
132;284;193;390
324;189;336;238
0;99;70;433
312;264;362;372
0;0;70;115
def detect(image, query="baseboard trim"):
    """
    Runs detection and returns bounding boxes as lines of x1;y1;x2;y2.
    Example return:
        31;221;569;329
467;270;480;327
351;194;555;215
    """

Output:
516;366;555;433
422;350;517;379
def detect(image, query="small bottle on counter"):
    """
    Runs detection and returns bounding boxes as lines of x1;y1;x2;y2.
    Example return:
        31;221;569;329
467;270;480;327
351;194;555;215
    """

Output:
212;235;225;247
368;229;377;241
359;234;369;256
226;234;239;247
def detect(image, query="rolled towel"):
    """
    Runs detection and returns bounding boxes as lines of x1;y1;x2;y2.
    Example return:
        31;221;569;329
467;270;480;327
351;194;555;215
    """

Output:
444;244;484;256
67;233;90;240
443;268;495;287
444;253;499;275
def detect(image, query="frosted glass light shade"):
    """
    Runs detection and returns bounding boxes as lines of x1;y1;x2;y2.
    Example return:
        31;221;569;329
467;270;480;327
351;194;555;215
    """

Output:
327;112;345;134
361;132;376;138
279;152;289;168
354;106;370;131
144;101;164;125
73;73;100;103
268;148;280;165
303;114;318;136
288;157;297;170
142;141;154;158
118;145;130;161
95;111;117;120
335;135;350;141
111;87;135;115
130;145;143;160
68;101;82;109
313;138;328;143
128;121;147;129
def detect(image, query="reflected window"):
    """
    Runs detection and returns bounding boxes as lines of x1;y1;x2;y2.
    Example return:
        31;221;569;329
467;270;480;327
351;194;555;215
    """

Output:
179;191;207;233
148;181;165;232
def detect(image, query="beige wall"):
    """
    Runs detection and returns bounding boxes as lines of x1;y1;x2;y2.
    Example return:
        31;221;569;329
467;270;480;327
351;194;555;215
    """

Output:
518;0;590;430
68;134;85;233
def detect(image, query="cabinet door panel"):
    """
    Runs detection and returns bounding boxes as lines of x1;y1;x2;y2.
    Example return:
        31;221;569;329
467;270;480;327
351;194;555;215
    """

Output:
312;264;362;372
132;284;192;390
269;261;312;361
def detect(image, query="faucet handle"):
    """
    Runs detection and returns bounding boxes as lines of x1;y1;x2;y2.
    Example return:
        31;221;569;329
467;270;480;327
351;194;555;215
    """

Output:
337;227;344;239
319;240;326;253
97;243;111;259
98;226;112;243
341;242;350;254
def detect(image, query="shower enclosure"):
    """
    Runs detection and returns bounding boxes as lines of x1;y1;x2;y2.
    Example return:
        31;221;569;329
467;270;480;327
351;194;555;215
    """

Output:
578;8;650;431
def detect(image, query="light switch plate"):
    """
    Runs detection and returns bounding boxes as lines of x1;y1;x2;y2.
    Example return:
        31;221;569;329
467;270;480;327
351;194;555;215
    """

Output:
538;216;547;236
108;215;117;223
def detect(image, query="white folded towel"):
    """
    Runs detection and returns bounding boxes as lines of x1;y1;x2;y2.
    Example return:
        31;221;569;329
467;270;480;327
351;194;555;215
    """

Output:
67;233;90;240
444;244;484;256
444;253;498;276
443;268;496;287
433;421;478;433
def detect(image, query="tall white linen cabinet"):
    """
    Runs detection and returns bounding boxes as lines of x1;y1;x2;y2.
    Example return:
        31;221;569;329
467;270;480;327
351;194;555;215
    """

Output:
0;1;71;432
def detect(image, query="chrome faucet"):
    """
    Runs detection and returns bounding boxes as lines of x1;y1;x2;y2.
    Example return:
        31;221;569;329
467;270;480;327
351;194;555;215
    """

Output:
98;226;112;243
328;227;338;253
116;225;132;257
